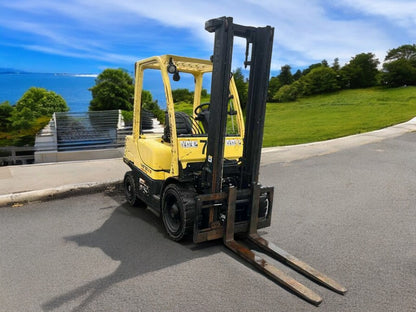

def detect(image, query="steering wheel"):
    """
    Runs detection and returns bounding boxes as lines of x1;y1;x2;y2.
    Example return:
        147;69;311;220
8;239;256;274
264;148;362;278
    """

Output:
194;102;210;115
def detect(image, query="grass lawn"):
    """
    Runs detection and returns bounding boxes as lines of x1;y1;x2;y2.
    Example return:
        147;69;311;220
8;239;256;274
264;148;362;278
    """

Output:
263;86;416;147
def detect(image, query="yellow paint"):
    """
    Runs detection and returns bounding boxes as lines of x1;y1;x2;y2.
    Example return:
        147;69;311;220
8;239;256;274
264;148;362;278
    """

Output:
124;55;245;181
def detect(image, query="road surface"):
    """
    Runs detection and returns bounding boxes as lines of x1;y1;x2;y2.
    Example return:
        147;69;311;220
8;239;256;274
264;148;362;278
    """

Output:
1;133;415;311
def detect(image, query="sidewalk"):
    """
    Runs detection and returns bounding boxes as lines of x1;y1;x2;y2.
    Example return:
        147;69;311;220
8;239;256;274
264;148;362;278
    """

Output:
1;117;415;206
0;158;126;206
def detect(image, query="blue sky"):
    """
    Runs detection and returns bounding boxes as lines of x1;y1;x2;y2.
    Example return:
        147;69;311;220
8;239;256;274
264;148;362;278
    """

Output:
0;0;415;75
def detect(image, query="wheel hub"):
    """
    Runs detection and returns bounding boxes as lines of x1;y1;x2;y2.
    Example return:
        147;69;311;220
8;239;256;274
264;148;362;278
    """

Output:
169;203;179;219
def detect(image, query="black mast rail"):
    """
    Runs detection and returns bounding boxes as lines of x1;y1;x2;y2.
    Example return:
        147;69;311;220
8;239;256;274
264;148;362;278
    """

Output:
201;16;346;305
203;16;274;192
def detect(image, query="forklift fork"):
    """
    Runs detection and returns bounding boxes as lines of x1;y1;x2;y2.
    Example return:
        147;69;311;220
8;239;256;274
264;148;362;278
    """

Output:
224;186;347;305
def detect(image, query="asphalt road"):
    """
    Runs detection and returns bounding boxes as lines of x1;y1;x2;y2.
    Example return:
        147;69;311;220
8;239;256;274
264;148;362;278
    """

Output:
1;133;415;312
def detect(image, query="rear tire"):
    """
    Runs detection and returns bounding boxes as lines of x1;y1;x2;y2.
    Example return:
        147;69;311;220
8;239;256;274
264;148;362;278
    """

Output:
124;171;144;207
161;184;196;241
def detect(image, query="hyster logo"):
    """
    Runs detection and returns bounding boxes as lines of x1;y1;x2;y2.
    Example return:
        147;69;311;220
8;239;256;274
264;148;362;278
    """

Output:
180;140;198;148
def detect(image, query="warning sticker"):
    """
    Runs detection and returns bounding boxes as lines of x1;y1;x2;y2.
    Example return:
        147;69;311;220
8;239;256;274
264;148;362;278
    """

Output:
226;139;242;146
180;140;198;148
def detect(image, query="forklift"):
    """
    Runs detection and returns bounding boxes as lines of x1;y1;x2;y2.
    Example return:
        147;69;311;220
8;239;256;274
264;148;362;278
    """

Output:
123;16;346;305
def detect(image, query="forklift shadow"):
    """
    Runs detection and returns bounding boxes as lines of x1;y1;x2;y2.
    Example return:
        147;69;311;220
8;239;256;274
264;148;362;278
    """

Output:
42;196;222;312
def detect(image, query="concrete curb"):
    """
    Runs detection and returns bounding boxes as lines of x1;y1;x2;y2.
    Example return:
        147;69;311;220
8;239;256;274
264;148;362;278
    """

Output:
0;179;122;207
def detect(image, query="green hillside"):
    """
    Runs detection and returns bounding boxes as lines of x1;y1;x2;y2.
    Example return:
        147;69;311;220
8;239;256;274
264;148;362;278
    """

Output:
263;86;416;147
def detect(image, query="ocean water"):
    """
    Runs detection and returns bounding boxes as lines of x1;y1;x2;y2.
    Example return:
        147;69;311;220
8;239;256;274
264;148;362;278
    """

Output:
0;73;96;112
0;71;209;112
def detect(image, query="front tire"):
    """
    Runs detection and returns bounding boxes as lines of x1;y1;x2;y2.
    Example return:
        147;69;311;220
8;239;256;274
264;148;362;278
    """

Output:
161;184;196;241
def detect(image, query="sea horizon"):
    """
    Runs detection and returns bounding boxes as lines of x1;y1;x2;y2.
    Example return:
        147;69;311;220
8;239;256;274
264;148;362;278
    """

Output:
0;72;97;112
0;70;208;112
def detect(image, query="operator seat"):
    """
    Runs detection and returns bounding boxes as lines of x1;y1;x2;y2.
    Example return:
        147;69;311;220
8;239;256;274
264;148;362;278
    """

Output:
162;111;194;143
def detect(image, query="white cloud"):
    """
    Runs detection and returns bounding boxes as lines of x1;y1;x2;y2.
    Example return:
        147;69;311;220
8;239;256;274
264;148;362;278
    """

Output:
0;0;414;71
87;0;404;68
337;0;416;30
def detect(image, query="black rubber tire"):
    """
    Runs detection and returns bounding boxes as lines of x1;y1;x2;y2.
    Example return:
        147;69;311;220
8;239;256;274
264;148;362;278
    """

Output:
124;171;144;207
161;184;196;241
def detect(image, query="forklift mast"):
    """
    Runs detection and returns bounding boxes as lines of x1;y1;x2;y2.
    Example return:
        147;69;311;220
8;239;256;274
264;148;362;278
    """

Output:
203;17;274;193
198;18;346;305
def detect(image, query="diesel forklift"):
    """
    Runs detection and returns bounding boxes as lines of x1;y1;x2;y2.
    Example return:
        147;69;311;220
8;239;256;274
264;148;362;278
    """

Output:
123;16;346;305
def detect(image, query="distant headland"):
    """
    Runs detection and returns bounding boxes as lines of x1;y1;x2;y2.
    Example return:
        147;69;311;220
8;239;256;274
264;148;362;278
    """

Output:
0;68;97;77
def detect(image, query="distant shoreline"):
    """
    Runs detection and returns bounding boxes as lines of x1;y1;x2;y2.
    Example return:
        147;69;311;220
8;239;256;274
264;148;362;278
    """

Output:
0;72;98;78
70;74;98;78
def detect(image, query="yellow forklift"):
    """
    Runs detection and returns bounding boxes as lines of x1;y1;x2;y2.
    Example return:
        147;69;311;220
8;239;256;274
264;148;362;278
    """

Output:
123;16;346;305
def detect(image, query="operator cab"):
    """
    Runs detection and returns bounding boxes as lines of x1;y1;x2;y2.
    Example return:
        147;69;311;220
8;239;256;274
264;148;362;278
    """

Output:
129;55;244;179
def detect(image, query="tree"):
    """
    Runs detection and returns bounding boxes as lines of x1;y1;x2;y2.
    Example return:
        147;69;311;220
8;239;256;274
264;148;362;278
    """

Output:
382;44;416;87
89;68;134;111
302;67;340;95
121;90;162;125
172;88;193;103
332;58;340;71
267;65;294;101
302;62;324;76
278;65;294;85
232;68;248;110
341;53;380;88
0;101;13;131
10;107;35;129
268;76;281;101
293;69;302;81
385;44;416;64
273;81;303;102
9;87;68;130
382;59;416;87
15;87;68;118
141;90;153;104
0;89;67;146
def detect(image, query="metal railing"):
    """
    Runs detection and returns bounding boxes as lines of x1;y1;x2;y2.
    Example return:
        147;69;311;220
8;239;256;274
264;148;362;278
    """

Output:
2;110;135;166
0;146;35;166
